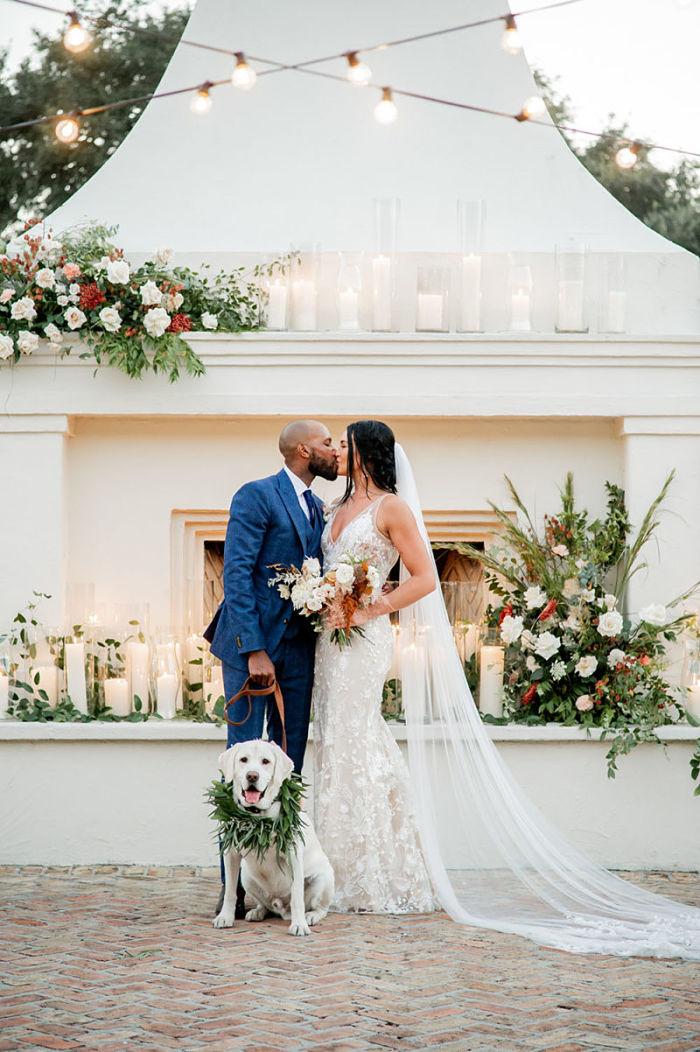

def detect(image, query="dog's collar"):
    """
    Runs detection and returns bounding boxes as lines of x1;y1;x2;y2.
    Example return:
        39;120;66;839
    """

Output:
206;773;307;871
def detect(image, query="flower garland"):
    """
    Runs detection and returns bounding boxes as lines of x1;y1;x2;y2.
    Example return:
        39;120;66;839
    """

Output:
205;774;306;870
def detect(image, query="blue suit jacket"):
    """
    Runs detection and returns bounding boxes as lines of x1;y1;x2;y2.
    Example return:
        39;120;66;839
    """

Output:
204;469;325;667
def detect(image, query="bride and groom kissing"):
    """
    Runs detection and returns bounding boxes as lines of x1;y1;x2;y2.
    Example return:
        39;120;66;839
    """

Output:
205;418;438;919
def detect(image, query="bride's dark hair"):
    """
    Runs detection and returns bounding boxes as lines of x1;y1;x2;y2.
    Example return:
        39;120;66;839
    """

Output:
341;420;397;503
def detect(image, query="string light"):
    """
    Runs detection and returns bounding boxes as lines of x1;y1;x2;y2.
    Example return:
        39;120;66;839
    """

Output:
54;112;80;142
62;9;91;53
615;141;641;169
374;87;398;124
345;51;372;86
190;82;213;115
501;15;522;54
517;95;546;121
231;52;256;90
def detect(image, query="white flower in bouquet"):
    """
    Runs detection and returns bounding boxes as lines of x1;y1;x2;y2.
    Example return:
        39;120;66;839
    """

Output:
525;655;540;672
552;544;569;557
563;612;581;633
607;648;626;669
96;256;111;272
44;323;62;343
99;306;122;333
0;288;14;303
11;296;37;322
0;333;14;358
278;583;291;600
57;295;70;306
140;280;162;307
35;267;56;289
305;593;325;613
580;588;596;602
604;593;618;610
155;247;173;265
64;306;87;330
524;585;547;609
562;577;580;599
290;580;312;610
367;566;382;591
17;330;38;355
534;631;561;660
36;237;61;263
201;311;218;330
597;610;623;637
106;259;130;284
302;557;321;579
575;655;597;677
500;614;524;646
335;562;355;591
6;233;32;258
639;603;666;626
68;283;81;298
550;659;567;681
575;694;593;712
163;291;184;312
144;307;171;338
520;629;536;651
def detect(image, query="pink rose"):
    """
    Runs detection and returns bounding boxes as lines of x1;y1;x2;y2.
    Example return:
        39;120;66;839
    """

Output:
575;694;593;712
552;544;569;557
62;263;80;279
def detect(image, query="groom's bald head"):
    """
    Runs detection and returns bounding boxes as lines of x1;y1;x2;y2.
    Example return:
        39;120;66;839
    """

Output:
279;420;338;482
279;420;326;458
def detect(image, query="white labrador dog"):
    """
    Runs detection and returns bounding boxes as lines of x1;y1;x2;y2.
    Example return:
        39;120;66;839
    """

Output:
213;739;334;936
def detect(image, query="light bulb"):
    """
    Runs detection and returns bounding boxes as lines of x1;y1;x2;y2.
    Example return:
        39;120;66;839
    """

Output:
346;51;371;86
374;87;398;125
63;11;92;54
501;15;522;54
55;114;80;143
232;52;256;90
615;144;639;169
191;83;213;115
519;95;545;121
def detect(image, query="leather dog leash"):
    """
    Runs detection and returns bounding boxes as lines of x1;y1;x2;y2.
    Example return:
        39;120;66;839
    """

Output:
224;677;287;755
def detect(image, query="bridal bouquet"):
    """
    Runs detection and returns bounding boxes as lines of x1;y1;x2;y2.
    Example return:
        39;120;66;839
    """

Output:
269;554;382;648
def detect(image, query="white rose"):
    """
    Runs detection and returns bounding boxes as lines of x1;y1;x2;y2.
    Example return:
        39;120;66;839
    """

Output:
17;330;39;355
64;306;87;330
604;594;617;611
201;311;218;330
143;306;171;338
575;655;597;677
69;283;80;297
155;247;173;265
44;323;62;343
0;333;14;358
639;604;666;626
562;577;580;599
534;631;561;661
607;648;626;669
35;268;55;289
524;585;547;609
0;288;14;304
163;292;184;312
57;295;70;306
98;306;122;333
335;562;355;589
11;296;37;322
525;655;539;672
500;614;524;646
106;259;130;284
575;694;593;712
597;610;623;638
140;280;162;307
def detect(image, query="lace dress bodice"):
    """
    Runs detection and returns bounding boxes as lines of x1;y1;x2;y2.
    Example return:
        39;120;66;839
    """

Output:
321;495;398;588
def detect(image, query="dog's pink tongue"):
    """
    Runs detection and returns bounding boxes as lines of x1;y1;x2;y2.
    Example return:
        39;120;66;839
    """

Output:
244;789;262;804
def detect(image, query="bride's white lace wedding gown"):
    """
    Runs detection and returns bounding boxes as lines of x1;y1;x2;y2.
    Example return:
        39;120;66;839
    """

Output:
312;496;436;913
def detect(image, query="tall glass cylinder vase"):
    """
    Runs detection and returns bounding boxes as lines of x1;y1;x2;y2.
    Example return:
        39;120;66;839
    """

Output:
457;199;486;332
555;241;588;332
153;632;181;719
477;627;504;717
31;629;62;709
262;269;289;331
336;255;362;332
100;635;130;717
371;198;399;332
600;253;627;334
415;266;450;332
508;264;533;332
290;246;319;331
63;633;89;714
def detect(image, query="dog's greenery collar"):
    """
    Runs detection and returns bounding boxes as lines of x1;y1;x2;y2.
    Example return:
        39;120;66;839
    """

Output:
205;774;306;870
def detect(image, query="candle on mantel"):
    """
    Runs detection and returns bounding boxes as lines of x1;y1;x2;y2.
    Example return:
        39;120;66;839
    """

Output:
453;623;478;665
104;677;130;717
416;292;444;331
127;641;149;712
64;639;88;714
387;624;401;681
606;290;626;333
0;672;8;719
371;255;392;330
338;287;359;330
267;279;288;330
205;668;225;714
33;665;59;707
459;254;481;332
479;645;505;717
557;279;585;331
510;289;531;332
687;681;700;721
157;673;178;719
291;279;316;331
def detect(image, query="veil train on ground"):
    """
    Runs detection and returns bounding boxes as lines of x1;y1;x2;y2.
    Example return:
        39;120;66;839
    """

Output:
394;443;700;960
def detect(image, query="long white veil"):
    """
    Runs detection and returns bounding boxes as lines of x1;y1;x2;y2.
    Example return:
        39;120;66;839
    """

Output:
394;443;700;960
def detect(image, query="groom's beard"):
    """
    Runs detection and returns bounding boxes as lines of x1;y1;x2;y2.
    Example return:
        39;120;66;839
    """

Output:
309;452;339;482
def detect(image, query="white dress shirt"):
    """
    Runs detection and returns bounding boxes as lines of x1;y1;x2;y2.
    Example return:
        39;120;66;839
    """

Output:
283;465;314;521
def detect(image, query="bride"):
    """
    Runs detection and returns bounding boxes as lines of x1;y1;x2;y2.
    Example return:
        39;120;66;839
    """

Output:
313;418;700;959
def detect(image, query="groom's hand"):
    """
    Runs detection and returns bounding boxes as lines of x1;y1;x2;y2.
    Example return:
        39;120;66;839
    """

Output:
248;649;275;686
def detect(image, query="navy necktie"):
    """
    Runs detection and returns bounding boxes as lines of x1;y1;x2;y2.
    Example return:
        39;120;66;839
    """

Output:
303;489;317;530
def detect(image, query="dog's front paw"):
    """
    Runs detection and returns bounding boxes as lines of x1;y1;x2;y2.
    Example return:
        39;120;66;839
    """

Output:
213;910;236;929
245;905;268;923
305;909;327;926
288;920;311;937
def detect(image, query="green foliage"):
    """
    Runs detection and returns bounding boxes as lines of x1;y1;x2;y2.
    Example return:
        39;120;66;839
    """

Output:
205;774;307;872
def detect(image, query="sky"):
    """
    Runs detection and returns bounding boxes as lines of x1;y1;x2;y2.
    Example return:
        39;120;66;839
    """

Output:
2;0;699;168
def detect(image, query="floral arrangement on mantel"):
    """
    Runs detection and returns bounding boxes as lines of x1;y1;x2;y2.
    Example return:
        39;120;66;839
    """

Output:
456;472;700;792
0;220;279;382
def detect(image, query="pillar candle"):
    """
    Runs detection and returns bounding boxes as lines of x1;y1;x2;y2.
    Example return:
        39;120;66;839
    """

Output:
157;673;178;719
33;665;59;707
416;292;444;331
104;677;130;716
459;254;481;331
64;641;88;714
479;645;504;717
266;280;288;330
387;624;401;681
291;279;316;331
606;290;626;333
557;279;585;331
510;290;531;332
0;673;8;718
371;255;392;331
338;287;359;330
127;641;149;712
687;684;700;721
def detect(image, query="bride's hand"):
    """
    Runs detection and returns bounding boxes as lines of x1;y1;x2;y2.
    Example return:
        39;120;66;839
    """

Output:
349;607;372;628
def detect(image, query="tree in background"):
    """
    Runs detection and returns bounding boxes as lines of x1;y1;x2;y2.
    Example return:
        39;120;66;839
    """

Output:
535;70;700;257
0;1;189;238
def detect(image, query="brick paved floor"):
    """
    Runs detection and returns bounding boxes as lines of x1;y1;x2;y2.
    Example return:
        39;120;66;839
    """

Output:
1;867;699;1052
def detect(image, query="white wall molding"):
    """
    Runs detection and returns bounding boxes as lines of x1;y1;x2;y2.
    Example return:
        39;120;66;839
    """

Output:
0;414;73;435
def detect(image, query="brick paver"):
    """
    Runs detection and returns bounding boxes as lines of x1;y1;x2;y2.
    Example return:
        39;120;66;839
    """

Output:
1;867;699;1051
